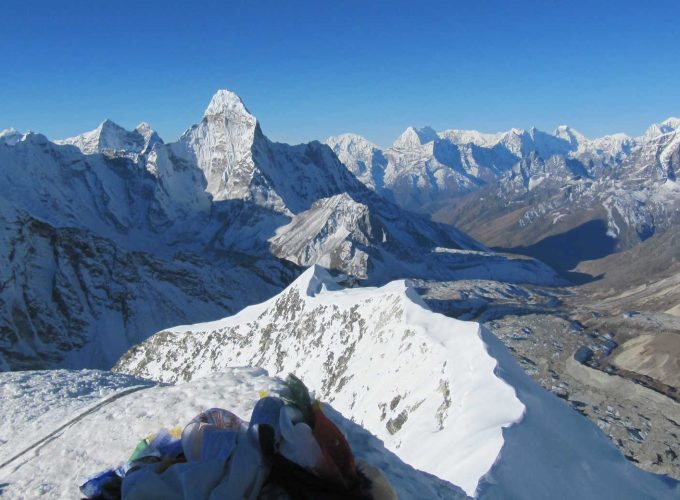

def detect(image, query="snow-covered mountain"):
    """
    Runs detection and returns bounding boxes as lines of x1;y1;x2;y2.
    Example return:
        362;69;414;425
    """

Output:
114;266;679;498
326;124;581;212
57;120;163;156
327;118;680;266
0;128;23;146
0;90;560;371
326;133;387;192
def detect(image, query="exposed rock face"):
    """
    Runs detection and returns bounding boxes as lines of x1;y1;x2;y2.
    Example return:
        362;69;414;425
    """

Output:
0;201;298;371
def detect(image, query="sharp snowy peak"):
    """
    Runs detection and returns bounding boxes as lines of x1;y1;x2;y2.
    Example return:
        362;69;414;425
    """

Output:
553;124;587;148
335;124;581;212
335;118;680;255
175;90;263;203
176;90;365;214
392;125;439;149
169;90;560;285
0;121;293;370
115;267;678;498
57;119;163;155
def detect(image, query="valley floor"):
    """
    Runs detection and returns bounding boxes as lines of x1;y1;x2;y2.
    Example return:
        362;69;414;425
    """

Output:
419;275;680;480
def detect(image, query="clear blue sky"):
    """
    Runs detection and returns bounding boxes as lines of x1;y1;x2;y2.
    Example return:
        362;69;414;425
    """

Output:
1;0;679;147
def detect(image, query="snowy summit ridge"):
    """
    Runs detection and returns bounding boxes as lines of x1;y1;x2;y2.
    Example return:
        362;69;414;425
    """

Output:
115;265;679;498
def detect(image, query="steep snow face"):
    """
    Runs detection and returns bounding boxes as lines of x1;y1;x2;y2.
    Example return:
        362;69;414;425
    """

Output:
0;368;467;499
115;267;679;498
57;120;163;156
553;125;587;148
177;90;367;214
385;131;481;210
644;117;680;139
176;90;264;203
392;126;439;149
269;194;373;278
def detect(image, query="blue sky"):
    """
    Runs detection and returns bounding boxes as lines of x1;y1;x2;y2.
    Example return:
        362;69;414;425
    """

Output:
1;0;679;147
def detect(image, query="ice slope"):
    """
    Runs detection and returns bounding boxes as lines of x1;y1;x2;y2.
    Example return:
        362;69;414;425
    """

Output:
0;368;466;499
115;266;678;498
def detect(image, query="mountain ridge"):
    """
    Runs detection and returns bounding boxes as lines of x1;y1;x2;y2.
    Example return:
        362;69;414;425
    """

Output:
114;265;679;498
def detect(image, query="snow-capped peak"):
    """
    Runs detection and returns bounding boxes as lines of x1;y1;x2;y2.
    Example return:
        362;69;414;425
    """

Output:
392;125;438;149
0;127;23;146
115;265;679;499
135;121;154;136
203;89;254;121
1;127;18;137
553;124;587;146
326;132;379;152
57;119;162;155
644;117;680;139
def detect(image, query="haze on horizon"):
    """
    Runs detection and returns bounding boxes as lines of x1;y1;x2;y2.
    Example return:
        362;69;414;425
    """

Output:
1;0;679;147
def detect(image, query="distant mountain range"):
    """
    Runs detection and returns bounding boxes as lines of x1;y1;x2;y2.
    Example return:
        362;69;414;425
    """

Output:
327;117;680;272
0;90;558;370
